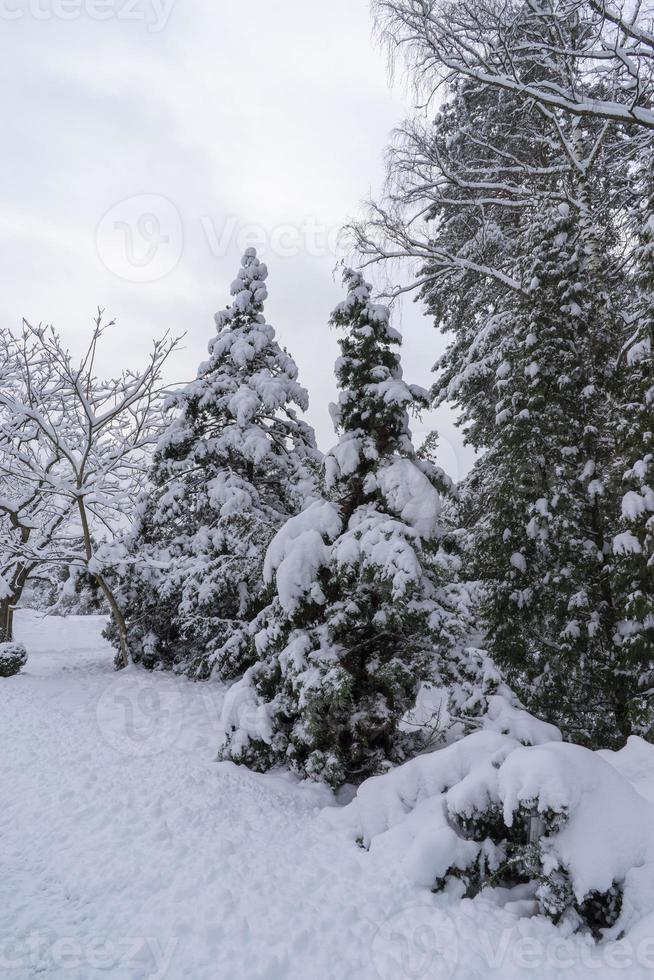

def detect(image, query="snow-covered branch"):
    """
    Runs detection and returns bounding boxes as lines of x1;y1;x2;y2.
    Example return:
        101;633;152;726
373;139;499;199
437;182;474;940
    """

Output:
374;0;654;128
0;315;183;661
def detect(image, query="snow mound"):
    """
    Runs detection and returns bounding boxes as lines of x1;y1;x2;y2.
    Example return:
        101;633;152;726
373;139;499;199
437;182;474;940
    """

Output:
482;694;561;745
220;664;274;755
498;742;654;901
324;729;654;938
322;728;531;848
599;736;654;803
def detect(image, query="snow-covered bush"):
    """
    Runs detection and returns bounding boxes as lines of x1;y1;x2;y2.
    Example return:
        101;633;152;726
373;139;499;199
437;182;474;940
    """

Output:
325;728;654;938
219;270;487;787
0;641;27;677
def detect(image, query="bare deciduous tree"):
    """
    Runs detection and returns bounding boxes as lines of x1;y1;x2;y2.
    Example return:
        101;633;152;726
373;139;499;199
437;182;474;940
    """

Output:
351;1;651;296
0;314;181;665
374;0;654;130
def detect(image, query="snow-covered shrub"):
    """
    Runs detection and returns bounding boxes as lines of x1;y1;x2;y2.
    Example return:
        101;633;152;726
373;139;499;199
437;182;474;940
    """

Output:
219;270;488;787
325;729;654;938
19;561;109;617
0;641;27;677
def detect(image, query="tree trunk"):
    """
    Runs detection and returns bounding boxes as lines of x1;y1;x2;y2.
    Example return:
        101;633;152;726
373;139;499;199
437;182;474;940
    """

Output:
0;599;11;643
95;574;130;670
0;566;34;644
76;494;130;669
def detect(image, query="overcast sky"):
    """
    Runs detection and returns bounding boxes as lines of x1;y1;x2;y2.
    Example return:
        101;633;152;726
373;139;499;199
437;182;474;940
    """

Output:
0;0;475;480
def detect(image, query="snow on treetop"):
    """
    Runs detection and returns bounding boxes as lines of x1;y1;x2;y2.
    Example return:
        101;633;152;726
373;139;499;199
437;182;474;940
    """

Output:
214;248;269;335
330;268;401;342
160;248;312;440
325;268;431;490
231;248;268;294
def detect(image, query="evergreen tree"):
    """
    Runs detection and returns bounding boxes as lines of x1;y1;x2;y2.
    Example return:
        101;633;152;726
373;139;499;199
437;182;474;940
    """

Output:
219;270;471;787
356;2;653;747
465;204;633;745
114;249;319;678
611;176;654;736
423;77;561;453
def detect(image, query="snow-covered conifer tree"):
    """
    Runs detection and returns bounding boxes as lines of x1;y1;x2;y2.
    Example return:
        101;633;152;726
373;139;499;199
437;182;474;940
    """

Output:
466;204;631;744
352;3;654;747
116;249;319;678
612;178;654;735
219;270;470;787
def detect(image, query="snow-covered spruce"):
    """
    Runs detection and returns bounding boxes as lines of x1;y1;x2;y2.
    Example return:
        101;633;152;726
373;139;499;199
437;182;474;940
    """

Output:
219;269;481;787
611;174;654;731
325;722;654;938
0;641;27;677
113;250;319;679
357;10;654;749
463;204;636;746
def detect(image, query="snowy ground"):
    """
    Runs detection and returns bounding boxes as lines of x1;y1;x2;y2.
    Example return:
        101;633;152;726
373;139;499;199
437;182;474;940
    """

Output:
2;612;654;980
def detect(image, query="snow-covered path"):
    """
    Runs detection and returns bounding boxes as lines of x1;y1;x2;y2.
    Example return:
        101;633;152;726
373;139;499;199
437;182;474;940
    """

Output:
2;613;654;980
1;614;423;980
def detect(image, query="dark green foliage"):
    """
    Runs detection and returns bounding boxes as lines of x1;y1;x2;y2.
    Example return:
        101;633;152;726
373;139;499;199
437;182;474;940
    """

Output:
464;205;636;746
438;798;622;936
610;177;654;736
363;0;654;750
0;641;27;677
